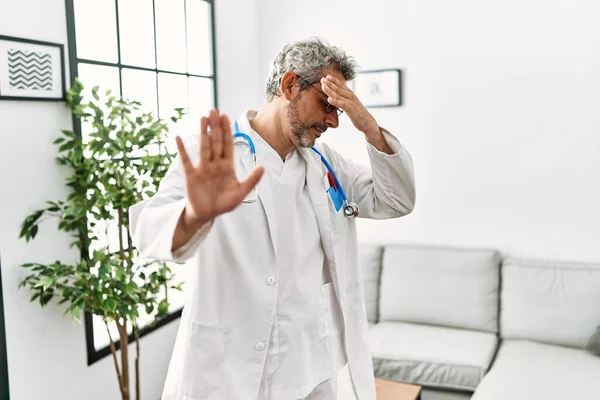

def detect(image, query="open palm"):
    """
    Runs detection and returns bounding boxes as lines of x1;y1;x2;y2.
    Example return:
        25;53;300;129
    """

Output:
176;110;264;226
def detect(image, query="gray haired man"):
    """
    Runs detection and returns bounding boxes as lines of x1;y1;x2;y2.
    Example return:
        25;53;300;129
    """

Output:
130;37;416;400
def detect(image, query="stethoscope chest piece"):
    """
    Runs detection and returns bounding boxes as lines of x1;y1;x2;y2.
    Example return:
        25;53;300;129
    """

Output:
233;120;358;218
343;201;360;218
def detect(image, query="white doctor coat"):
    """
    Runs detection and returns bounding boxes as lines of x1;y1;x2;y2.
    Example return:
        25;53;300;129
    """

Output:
130;110;416;400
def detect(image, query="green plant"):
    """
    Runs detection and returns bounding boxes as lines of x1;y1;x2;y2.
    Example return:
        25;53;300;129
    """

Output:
18;78;185;400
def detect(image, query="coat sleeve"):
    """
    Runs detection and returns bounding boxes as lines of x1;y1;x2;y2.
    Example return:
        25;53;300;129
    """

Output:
129;133;213;262
321;128;416;219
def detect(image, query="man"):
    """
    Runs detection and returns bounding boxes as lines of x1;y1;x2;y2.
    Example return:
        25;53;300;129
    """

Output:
130;38;416;400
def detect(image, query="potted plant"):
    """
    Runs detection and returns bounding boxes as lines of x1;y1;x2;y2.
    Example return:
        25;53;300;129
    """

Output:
18;78;185;400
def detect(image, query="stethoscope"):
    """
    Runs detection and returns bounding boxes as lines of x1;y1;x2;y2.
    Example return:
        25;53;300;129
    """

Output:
232;121;359;218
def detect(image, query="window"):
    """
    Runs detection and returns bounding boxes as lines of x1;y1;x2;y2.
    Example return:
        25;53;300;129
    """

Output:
0;256;9;398
64;0;217;365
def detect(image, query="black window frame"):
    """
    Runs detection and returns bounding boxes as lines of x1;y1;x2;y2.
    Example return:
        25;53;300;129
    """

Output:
0;255;10;400
64;0;218;365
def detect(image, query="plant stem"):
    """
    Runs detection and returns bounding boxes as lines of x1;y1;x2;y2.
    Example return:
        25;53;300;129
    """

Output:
104;318;125;396
117;317;130;400
134;322;140;400
117;208;126;270
164;278;168;304
116;199;130;400
126;210;133;268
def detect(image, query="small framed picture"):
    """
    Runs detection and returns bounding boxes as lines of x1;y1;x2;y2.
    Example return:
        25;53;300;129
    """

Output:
0;35;66;101
352;68;402;108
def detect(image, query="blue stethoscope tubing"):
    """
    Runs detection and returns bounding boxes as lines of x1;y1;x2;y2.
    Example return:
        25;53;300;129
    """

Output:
232;121;258;203
232;120;359;218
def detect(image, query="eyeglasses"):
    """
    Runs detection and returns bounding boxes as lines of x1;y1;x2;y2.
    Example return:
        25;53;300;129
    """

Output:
300;78;344;116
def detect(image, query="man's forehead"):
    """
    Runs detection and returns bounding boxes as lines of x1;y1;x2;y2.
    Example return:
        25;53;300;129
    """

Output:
319;69;347;83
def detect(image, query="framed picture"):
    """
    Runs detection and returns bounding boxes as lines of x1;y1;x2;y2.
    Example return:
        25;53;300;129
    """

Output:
352;68;402;108
0;35;66;101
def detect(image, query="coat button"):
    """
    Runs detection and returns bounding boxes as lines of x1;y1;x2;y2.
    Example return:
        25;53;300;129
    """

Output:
266;276;277;285
255;342;266;351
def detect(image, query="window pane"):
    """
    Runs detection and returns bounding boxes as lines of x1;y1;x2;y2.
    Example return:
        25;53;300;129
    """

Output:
118;0;156;68
188;77;214;137
76;63;120;143
122;69;159;155
122;68;158;116
77;63;121;99
88;214;108;256
92;259;185;351
165;260;193;311
186;0;213;76
158;73;189;151
155;0;187;72
88;216;128;255
88;214;127;255
92;314;113;350
73;0;118;62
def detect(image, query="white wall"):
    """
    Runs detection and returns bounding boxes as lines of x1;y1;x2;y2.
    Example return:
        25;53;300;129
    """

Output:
0;0;258;398
0;0;177;398
216;0;263;117
256;0;600;263
2;0;599;397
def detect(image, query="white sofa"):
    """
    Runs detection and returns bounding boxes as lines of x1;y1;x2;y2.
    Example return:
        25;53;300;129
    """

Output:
355;244;600;400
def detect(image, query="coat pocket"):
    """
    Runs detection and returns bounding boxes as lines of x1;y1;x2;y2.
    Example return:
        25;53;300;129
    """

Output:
327;198;349;240
175;318;232;399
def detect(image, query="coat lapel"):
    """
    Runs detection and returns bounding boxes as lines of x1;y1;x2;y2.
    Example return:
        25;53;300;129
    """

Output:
234;117;279;261
240;128;279;260
255;166;278;258
298;147;336;260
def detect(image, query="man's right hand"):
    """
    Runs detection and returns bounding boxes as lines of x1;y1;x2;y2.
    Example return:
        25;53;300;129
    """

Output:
172;110;264;250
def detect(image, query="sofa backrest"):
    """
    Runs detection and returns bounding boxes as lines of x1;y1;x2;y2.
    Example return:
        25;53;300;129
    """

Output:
358;244;384;324
378;244;501;333
501;258;600;348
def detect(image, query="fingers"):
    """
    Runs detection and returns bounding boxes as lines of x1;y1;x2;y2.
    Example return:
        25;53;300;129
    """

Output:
321;77;350;109
321;76;351;100
176;136;194;175
324;90;345;109
322;75;346;89
199;116;212;162
321;80;343;101
200;110;233;162
238;166;265;200
221;114;234;159
210;110;224;159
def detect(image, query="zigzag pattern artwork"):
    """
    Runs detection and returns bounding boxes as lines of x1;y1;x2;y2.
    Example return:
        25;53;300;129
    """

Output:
7;48;53;91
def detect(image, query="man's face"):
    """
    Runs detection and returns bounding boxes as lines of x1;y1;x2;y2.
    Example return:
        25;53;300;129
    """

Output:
285;69;346;148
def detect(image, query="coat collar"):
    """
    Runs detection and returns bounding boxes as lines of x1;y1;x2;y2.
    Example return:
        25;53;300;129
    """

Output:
235;110;337;262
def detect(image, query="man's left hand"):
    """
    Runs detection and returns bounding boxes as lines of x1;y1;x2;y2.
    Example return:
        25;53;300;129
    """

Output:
320;75;379;137
321;75;395;155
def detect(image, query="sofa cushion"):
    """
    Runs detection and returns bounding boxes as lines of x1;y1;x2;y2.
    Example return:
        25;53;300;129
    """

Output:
501;258;600;348
471;340;600;400
378;245;501;333
586;325;600;356
369;321;498;391
358;244;383;323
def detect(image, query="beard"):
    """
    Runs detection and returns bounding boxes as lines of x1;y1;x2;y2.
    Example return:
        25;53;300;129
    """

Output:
285;97;327;148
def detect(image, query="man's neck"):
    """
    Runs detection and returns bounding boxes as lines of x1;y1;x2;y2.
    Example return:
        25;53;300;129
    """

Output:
249;103;295;161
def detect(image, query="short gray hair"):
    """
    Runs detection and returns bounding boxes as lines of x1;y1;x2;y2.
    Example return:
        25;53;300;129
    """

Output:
264;37;357;101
